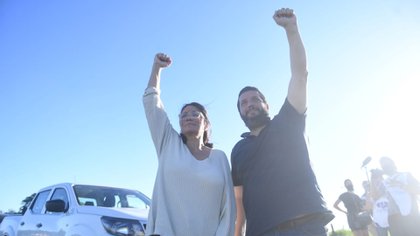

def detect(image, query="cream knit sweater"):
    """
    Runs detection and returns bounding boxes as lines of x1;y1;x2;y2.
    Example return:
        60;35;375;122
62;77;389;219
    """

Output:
143;87;235;236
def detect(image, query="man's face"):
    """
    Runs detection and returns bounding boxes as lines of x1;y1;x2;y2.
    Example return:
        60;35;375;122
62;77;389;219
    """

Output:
380;158;397;175
238;90;269;130
344;180;354;191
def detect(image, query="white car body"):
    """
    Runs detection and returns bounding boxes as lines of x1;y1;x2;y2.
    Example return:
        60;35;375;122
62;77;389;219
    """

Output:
0;183;150;236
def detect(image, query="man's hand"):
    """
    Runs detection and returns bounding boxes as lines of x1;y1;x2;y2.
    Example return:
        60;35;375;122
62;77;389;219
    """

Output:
154;53;172;68
273;8;297;30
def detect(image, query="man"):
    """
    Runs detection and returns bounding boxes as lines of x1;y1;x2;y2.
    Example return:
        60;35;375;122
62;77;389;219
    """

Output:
379;156;420;236
231;8;333;236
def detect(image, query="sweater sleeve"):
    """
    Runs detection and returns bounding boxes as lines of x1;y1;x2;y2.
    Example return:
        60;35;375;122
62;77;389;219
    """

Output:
215;151;236;236
142;87;173;157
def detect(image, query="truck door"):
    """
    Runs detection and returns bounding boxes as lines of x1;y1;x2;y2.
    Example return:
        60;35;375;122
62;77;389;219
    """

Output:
37;187;70;235
17;189;51;236
18;188;69;236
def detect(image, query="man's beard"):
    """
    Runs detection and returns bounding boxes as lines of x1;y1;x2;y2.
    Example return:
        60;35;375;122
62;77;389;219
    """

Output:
241;108;270;130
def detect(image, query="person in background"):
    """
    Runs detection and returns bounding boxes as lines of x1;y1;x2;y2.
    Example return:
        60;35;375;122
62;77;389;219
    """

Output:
379;156;420;236
369;169;389;236
143;53;235;236
360;181;371;207
360;181;377;236
231;8;333;236
333;179;369;236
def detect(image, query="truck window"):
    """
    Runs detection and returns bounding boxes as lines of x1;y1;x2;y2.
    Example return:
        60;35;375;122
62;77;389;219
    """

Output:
51;188;68;203
49;188;69;212
31;190;51;214
73;185;151;209
126;194;149;209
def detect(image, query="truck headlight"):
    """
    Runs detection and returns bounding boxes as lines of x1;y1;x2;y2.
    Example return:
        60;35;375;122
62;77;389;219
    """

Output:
101;216;145;236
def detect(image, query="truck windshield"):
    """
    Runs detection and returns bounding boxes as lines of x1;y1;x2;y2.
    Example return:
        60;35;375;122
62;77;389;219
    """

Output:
73;185;151;209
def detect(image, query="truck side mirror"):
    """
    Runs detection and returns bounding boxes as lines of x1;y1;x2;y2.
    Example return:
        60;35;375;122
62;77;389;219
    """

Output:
45;199;66;213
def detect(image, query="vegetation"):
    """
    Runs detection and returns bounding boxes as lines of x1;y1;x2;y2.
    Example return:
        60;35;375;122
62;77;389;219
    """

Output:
2;193;36;215
329;229;352;236
18;193;36;214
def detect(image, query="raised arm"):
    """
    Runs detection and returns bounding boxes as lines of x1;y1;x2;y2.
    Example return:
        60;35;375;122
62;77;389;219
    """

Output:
147;53;172;90
273;8;308;114
143;53;173;156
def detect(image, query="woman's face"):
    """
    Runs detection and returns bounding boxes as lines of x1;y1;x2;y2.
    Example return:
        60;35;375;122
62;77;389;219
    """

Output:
179;105;208;138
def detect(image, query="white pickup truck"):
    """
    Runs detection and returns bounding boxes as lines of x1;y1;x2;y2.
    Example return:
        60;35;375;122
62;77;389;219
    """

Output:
0;183;151;236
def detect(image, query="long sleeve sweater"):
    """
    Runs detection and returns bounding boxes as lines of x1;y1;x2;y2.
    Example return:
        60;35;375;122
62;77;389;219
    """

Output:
143;87;235;236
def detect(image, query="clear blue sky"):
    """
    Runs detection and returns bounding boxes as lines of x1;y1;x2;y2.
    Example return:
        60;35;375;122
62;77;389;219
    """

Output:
1;0;420;230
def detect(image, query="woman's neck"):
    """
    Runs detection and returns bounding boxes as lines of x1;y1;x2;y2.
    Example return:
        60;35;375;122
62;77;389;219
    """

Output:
186;138;211;160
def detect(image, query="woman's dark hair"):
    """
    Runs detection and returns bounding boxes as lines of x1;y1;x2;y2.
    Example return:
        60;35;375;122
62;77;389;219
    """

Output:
179;102;213;148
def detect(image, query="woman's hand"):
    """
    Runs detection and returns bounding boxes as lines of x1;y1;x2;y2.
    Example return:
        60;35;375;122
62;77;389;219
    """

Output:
154;53;172;68
147;53;172;89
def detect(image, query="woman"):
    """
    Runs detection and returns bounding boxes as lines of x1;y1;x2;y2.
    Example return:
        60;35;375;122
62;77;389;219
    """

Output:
334;179;369;236
143;53;235;236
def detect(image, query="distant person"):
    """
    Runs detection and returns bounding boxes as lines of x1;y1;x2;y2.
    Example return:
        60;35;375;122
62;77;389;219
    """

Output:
360;181;370;202
369;169;389;236
379;156;420;236
143;53;236;236
360;181;377;236
333;179;369;236
231;8;334;236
